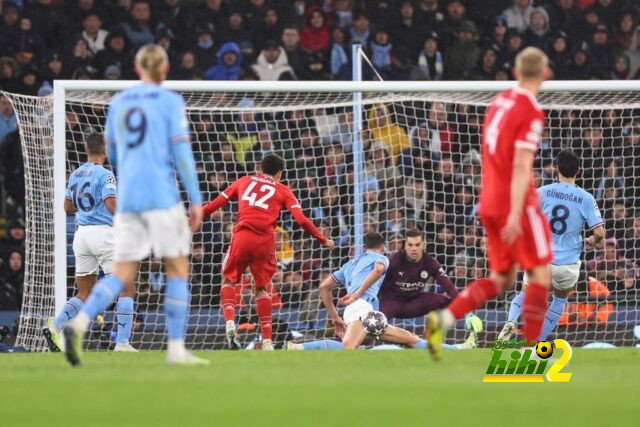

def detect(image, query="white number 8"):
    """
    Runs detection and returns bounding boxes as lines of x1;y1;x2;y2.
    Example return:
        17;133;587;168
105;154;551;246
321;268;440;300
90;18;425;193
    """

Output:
241;181;276;210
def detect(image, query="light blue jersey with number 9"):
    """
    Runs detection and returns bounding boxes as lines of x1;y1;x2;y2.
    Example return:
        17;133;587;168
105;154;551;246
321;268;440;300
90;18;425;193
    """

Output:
105;82;198;213
538;182;603;265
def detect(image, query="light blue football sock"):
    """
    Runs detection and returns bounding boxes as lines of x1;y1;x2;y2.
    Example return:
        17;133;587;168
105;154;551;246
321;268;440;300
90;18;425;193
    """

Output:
116;296;134;343
165;277;190;340
82;275;124;320
540;296;568;341
415;338;458;350
507;291;525;322
302;339;344;350
52;296;84;330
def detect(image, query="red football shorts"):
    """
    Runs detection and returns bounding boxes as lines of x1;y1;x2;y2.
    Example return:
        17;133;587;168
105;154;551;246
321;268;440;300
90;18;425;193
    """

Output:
482;205;553;273
222;229;277;286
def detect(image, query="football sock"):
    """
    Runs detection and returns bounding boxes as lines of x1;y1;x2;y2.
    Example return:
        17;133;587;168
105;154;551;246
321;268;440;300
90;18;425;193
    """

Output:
116;296;134;343
522;282;548;344
255;294;272;341
507;291;524;322
303;340;344;350
415;338;457;350
165;277;190;340
540;295;568;341
52;296;83;331
448;278;498;320
220;285;236;322
82;275;124;321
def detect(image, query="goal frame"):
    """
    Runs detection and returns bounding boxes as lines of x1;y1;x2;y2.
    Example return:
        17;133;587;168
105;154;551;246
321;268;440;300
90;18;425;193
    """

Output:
51;79;640;318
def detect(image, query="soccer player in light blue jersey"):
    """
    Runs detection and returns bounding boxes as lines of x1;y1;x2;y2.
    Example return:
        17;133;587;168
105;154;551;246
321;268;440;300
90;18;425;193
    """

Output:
288;233;431;350
43;133;137;353
499;149;605;341
63;45;207;366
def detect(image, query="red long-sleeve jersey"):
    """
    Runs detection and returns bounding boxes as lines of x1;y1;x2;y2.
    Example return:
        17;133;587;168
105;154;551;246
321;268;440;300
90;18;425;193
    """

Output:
203;174;327;244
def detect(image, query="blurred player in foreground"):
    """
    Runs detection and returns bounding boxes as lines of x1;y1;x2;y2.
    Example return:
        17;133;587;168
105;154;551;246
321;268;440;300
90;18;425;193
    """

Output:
43;133;137;352
203;154;334;351
288;233;436;351
499;149;604;341
63;44;205;366
426;47;553;360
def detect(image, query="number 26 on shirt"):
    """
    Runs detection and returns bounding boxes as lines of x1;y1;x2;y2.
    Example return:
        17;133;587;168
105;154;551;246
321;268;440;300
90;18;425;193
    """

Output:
485;97;515;155
241;181;275;209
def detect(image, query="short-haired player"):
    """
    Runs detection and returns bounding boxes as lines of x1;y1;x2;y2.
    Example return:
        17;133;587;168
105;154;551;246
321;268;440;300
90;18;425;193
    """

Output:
498;149;605;341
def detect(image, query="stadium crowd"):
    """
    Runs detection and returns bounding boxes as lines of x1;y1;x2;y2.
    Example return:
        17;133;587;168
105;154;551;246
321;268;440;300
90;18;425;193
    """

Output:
2;0;640;318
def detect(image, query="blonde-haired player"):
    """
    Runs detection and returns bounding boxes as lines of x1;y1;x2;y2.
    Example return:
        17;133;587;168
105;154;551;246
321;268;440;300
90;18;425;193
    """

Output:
63;45;207;366
425;47;553;360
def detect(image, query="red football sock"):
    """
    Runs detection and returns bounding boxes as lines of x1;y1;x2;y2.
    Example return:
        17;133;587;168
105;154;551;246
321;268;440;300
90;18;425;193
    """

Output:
522;282;548;345
256;295;272;341
448;278;498;319
220;285;236;322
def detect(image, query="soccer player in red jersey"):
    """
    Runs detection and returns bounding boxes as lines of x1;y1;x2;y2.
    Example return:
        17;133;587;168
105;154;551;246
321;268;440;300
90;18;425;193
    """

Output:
425;47;553;360
203;154;334;350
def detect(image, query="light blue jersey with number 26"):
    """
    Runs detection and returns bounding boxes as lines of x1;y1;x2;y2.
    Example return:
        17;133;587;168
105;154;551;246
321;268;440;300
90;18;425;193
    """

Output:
538;182;603;265
105;82;201;213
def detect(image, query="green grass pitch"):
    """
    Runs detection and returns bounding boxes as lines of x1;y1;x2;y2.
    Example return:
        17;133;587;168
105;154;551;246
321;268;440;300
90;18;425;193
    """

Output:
1;349;638;427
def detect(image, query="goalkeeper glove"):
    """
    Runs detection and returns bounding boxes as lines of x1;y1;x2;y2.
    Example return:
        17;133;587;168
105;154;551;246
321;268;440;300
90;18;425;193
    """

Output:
464;313;484;333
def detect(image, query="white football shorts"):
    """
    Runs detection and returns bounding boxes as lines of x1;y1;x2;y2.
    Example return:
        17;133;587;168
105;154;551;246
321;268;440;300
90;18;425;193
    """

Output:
114;203;191;262
73;224;114;276
523;261;581;291
343;298;374;325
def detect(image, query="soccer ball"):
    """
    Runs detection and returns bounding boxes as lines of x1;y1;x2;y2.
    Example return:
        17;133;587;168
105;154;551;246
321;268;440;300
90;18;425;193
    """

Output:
536;341;554;359
362;311;389;337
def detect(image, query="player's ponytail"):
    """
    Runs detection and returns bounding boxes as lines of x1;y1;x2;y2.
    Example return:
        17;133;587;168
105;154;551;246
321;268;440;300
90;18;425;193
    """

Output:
135;44;169;84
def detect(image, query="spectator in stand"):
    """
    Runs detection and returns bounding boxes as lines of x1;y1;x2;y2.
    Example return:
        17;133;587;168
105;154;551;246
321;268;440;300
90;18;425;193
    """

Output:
0;249;24;310
300;52;332;80
254;7;282;52
332;0;353;30
524;7;552;52
440;0;468;47
350;12;371;46
251;40;296;80
502;0;535;34
588;237;638;291
0;5;21;53
299;7;330;54
193;23;217;71
549;31;571;79
0;94;17;144
418;31;444;80
382;46;428;81
404;121;434;180
470;44;499;80
368;103;410;163
611;52;631;79
0;56;20;92
427;102;456;159
329;26;348;78
27;0;67;51
393;0;423;56
501;29;524;65
14;17;45;69
80;11;108;55
221;9;254;61
545;0;585;40
0;219;25;261
281;26;308;78
567;41;592;79
444;20;480;80
119;0;154;50
370;29;393;70
589;24;615;78
612;9;637;52
205;42;243;81
483;15;509;52
67;37;95;77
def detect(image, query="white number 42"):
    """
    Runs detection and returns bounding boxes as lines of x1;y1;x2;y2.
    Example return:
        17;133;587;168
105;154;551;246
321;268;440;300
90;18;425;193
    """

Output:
241;181;275;209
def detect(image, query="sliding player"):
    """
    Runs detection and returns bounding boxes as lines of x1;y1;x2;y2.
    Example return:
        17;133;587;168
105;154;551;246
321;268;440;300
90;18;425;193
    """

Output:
203;154;334;351
43;133;137;352
63;44;206;366
379;229;481;348
499;149;604;341
425;47;553;360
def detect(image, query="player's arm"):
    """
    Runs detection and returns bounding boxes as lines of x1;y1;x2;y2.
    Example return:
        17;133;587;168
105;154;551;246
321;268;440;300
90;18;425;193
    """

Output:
202;180;240;216
101;172;117;215
104;105;117;167
428;255;458;298
339;261;386;306
502;113;543;243
584;196;605;250
64;197;77;214
319;274;346;336
585;225;605;250
285;191;334;248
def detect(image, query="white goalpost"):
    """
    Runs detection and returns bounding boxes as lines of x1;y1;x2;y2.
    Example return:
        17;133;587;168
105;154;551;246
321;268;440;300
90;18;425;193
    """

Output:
5;79;640;351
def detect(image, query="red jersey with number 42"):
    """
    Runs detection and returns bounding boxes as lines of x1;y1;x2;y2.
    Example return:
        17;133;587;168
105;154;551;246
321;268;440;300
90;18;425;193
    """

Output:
203;174;327;243
479;87;545;217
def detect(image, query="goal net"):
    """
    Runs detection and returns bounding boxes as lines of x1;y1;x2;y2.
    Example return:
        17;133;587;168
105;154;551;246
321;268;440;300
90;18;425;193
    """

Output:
6;81;640;351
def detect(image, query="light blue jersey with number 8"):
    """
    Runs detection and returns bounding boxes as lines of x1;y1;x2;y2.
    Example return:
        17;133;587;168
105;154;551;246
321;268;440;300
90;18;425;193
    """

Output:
538;182;603;265
105;82;200;213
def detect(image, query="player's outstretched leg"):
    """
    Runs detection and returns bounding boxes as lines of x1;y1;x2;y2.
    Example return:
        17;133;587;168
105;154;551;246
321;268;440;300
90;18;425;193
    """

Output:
255;288;274;351
63;275;125;366
220;284;241;350
499;291;524;340
114;295;137;352
287;339;345;350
